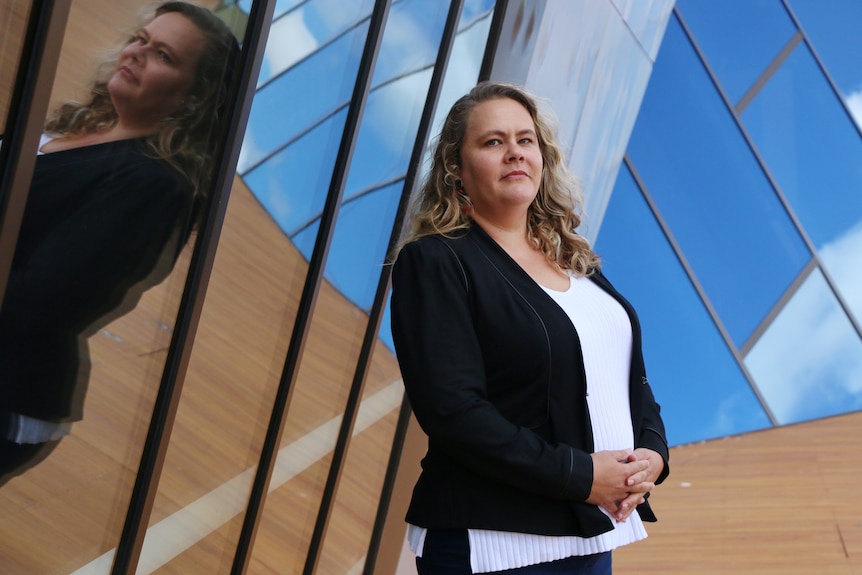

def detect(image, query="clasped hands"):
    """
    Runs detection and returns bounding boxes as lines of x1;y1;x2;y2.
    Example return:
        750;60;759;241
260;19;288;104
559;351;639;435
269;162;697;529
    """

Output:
587;448;662;523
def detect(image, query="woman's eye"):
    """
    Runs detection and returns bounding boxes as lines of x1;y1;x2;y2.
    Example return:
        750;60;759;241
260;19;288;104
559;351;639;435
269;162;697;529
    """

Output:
519;138;533;145
157;51;171;62
485;139;501;146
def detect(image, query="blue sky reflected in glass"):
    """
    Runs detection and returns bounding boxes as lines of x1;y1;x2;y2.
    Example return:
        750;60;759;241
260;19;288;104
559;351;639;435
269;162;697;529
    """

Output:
377;0;495;350
742;43;862;247
741;42;862;325
238;22;367;173
257;0;374;87
372;0;449;85
313;0;449;310
626;14;809;346
242;109;347;236
788;0;862;128
345;68;433;203
675;0;795;105
296;182;403;310
597;163;771;446
745;268;862;425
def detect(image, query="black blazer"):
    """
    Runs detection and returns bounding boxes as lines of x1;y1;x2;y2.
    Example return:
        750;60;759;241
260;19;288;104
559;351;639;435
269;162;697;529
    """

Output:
0;139;195;422
390;224;669;538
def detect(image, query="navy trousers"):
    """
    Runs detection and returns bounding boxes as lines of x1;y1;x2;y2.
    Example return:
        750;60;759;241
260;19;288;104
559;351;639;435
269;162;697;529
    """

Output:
416;529;613;575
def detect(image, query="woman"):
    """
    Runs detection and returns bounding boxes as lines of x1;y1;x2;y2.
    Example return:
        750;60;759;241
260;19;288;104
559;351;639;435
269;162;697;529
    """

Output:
0;1;238;484
390;81;669;574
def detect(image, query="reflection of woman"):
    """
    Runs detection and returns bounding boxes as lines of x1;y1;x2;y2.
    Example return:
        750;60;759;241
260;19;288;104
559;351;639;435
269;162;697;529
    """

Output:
390;82;669;574
0;1;238;485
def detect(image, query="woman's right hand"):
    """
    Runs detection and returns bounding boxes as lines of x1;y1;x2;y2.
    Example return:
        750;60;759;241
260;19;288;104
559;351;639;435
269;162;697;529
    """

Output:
586;449;653;522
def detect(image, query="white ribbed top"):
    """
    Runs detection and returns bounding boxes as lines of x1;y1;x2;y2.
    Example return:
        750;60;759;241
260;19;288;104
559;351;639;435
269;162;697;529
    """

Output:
409;274;647;572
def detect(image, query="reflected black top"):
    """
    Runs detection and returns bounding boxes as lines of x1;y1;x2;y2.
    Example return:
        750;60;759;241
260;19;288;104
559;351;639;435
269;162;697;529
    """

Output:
0;138;196;422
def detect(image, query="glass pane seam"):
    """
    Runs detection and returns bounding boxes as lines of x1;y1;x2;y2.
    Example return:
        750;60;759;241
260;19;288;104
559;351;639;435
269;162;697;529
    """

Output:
735;31;801;114
287;175;405;239
739;257;816;358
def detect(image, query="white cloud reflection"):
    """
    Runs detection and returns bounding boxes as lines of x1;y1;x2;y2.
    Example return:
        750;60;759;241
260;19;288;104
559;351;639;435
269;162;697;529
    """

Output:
745;221;862;424
258;10;318;88
846;87;862;130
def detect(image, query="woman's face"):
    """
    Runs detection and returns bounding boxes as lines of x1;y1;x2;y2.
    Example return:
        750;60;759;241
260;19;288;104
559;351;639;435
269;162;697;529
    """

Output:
108;12;207;128
457;97;543;220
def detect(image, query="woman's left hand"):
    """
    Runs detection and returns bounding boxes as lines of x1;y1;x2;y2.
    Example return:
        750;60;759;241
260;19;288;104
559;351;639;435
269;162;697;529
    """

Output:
611;448;663;522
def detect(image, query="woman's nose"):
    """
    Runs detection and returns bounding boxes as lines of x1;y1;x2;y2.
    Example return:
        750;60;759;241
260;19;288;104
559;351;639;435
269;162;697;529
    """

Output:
123;43;144;62
506;147;524;162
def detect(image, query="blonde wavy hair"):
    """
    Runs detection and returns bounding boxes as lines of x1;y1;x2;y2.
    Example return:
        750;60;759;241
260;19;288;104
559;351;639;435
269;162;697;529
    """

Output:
397;81;600;275
44;1;239;215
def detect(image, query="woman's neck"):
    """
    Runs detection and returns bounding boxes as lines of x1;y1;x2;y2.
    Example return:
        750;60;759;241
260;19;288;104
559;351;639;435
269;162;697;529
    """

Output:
470;211;529;251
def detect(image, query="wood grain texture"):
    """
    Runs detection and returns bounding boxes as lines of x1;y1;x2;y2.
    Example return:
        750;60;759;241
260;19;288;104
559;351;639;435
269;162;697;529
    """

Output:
614;411;862;575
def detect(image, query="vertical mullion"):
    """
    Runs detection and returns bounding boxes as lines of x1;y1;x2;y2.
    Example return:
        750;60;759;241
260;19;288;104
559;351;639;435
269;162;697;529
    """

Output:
477;0;508;82
0;0;71;304
230;1;391;572
110;0;277;572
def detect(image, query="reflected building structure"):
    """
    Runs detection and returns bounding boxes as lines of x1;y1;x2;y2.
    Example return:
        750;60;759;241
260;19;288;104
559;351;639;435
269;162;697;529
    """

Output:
0;0;860;574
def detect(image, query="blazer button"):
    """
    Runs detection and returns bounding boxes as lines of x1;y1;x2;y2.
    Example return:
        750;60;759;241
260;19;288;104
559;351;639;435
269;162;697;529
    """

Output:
642;376;648;385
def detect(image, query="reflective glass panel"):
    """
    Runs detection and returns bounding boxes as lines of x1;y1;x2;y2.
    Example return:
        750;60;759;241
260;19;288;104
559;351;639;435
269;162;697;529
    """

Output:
626;14;810;346
243;109;348;237
597;164;771;446
741;42;862;325
298;181;403;310
238;23;367;173
371;0;449;85
248;1;451;570
257;0;374;87
314;350;404;572
141;181;311;575
1;1;240;573
745;268;862;425
0;1;31;137
789;0;862;114
675;0;796;105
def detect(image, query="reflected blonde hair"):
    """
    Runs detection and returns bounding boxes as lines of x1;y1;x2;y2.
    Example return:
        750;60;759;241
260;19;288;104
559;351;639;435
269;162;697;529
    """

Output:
44;1;239;209
397;81;600;275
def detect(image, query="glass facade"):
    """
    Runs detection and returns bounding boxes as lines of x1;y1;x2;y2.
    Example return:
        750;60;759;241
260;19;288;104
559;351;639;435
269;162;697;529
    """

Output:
597;0;862;444
0;0;859;573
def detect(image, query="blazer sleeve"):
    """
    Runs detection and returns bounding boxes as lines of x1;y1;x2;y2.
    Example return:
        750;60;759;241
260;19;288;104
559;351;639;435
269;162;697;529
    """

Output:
390;238;594;502
637;376;670;485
